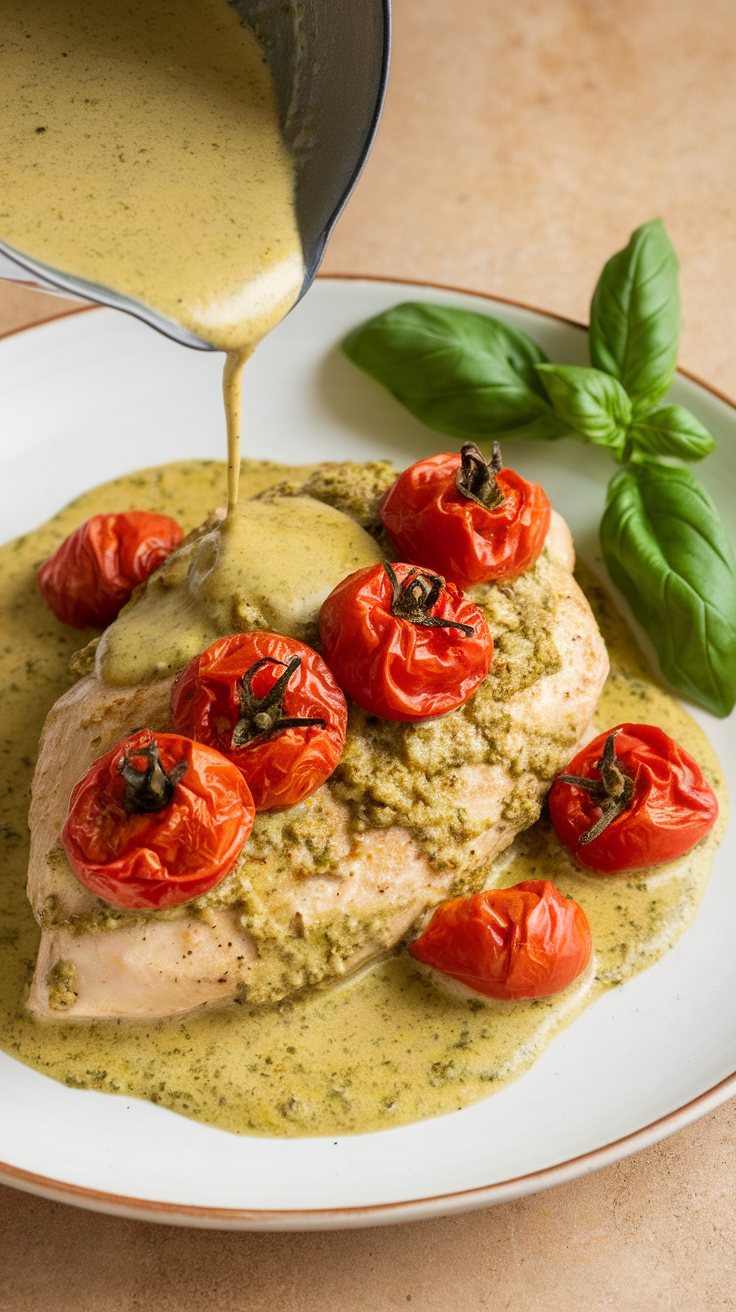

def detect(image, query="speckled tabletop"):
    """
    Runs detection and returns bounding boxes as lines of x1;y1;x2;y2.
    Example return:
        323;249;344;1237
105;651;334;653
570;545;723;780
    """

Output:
1;2;736;1308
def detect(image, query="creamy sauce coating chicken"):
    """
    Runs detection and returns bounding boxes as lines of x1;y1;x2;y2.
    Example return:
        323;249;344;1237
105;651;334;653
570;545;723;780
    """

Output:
0;459;726;1136
28;462;608;1017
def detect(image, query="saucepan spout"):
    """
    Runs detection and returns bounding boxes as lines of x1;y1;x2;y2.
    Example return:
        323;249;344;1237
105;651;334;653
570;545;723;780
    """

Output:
0;0;391;349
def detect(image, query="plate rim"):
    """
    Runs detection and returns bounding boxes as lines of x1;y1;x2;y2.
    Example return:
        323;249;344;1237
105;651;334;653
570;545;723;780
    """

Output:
1;272;735;1229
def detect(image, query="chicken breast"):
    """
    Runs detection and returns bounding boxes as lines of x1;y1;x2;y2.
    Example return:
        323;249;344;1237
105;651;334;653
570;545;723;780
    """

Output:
27;507;608;1020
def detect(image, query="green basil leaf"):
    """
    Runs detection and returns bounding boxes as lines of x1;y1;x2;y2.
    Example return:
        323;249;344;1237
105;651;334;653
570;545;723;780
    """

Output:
600;463;736;716
628;404;716;463
342;302;567;442
535;364;631;457
589;219;681;412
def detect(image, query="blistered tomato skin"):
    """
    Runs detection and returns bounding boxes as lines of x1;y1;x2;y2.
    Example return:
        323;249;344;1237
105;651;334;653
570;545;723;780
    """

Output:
319;561;493;722
410;881;592;1000
378;449;551;589
38;511;184;629
62;730;255;910
170;632;347;810
548;723;719;873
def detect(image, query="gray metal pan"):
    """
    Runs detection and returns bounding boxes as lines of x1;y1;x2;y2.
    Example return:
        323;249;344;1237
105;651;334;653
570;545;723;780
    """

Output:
0;0;391;349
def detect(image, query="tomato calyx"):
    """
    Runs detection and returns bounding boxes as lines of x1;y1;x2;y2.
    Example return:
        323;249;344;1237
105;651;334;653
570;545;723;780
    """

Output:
454;441;505;510
232;655;327;749
382;561;475;636
118;738;189;815
556;729;635;845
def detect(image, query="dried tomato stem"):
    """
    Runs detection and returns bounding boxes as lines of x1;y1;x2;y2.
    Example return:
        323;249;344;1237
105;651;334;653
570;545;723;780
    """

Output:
232;655;326;748
556;729;635;846
455;441;505;510
382;562;474;636
118;739;188;815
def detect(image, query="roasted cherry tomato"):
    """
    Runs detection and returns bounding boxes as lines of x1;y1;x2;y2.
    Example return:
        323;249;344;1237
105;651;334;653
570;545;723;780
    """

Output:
38;510;184;629
170;632;347;810
319;560;493;722
548;723;718;873
410;881;592;1000
379;441;551;588
62;730;255;910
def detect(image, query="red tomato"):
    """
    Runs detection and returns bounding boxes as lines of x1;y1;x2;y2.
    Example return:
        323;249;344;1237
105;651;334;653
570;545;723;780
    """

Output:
410;881;592;1000
548;723;718;873
319;560;493;721
62;730;255;910
379;442;551;589
170;632;347;810
38;511;184;628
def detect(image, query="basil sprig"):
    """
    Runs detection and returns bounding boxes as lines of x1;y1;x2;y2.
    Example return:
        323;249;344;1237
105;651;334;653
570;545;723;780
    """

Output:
342;219;736;716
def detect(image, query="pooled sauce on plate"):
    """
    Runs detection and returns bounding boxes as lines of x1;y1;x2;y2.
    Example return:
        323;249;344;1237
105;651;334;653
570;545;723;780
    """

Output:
0;461;727;1136
0;0;304;505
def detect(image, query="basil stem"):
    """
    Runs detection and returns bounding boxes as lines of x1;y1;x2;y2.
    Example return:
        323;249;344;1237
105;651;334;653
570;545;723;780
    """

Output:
600;463;736;717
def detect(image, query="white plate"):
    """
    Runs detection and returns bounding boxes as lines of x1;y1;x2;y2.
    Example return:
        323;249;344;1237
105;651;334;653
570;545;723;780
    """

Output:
0;277;734;1230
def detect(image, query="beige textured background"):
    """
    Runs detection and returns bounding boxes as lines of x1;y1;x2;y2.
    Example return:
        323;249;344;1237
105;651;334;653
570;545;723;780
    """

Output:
1;0;736;1307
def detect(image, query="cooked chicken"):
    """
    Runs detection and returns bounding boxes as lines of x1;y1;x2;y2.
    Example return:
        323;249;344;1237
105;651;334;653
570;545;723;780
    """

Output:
27;497;608;1021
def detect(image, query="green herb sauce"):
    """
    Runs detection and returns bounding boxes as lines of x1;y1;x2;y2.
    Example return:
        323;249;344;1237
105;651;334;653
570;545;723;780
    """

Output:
0;460;726;1135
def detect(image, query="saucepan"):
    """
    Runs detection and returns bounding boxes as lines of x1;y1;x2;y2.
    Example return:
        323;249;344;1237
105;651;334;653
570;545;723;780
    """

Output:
0;0;391;349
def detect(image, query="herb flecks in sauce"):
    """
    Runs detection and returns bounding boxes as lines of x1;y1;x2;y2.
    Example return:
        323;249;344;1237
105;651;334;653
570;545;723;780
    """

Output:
94;462;567;887
0;461;726;1136
0;0;303;350
96;495;385;685
0;0;304;506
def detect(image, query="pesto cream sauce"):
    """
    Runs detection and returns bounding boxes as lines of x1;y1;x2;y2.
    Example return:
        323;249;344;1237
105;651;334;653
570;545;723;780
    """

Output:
96;495;385;686
0;0;304;505
0;461;727;1137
